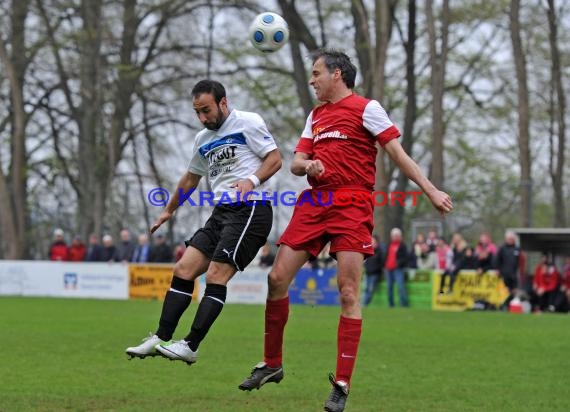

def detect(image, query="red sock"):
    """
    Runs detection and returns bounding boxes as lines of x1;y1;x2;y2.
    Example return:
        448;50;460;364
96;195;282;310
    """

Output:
336;315;362;385
264;296;289;368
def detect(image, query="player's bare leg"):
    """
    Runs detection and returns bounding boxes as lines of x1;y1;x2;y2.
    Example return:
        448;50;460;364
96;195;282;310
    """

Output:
325;251;363;412
125;246;209;359
239;245;310;391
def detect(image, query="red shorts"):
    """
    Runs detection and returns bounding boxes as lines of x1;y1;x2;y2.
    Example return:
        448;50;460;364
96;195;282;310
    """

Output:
278;188;374;258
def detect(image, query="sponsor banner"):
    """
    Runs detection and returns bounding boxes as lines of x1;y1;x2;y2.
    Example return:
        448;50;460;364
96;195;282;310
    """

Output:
0;260;128;299
432;270;509;311
128;264;198;300
289;268;339;305
198;269;267;304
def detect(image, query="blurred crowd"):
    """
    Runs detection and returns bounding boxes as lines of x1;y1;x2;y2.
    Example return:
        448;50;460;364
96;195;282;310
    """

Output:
47;227;570;314
48;228;186;264
360;228;570;314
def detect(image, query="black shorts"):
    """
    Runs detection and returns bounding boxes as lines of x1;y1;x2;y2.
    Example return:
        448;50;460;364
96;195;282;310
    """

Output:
186;201;273;271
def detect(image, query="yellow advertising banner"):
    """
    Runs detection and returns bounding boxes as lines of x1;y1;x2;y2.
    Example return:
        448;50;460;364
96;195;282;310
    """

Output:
432;270;509;311
129;264;198;300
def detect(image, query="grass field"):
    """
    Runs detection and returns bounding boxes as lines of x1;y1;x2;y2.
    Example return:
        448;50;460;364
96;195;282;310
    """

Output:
1;297;568;412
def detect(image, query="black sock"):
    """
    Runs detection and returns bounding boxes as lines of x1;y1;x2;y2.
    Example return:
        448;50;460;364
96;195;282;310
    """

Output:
155;276;194;341
184;283;227;351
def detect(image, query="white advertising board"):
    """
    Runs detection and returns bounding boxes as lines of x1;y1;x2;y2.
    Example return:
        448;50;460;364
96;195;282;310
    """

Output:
198;268;268;304
0;261;129;300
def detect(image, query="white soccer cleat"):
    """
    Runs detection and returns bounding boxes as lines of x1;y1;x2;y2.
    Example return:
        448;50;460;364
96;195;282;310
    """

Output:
125;334;165;359
156;340;198;365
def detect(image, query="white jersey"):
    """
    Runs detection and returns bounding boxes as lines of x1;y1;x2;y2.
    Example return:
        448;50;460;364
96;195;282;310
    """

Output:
188;109;278;202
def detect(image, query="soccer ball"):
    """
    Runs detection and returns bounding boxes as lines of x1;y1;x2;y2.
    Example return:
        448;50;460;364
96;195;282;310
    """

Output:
248;12;289;53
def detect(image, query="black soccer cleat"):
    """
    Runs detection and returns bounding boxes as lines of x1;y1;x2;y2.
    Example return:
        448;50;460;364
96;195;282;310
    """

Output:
324;373;349;412
238;362;284;391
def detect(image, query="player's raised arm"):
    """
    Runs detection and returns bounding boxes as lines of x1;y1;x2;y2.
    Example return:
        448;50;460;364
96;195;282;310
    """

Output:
383;139;453;215
150;171;202;234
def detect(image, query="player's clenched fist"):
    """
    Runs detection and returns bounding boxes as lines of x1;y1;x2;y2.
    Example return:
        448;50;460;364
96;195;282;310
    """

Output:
305;160;325;177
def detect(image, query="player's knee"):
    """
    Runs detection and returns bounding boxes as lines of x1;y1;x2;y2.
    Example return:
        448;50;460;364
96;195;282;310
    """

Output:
268;268;288;291
173;260;190;278
339;283;359;308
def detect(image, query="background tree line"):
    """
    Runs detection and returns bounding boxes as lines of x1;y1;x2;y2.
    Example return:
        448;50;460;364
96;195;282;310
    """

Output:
0;0;568;259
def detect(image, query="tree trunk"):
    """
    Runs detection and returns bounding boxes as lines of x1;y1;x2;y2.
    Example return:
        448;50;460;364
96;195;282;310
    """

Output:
546;0;566;227
392;0;417;232
509;0;532;227
426;0;449;190
0;0;30;259
77;0;104;240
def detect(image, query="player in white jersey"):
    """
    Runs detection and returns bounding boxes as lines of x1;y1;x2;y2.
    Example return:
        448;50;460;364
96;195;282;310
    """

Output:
126;80;282;365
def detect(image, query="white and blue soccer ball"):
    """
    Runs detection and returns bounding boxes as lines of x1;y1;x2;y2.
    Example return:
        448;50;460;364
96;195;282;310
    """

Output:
248;12;289;53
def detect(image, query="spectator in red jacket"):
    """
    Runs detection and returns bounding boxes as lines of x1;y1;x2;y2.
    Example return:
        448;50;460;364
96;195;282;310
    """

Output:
533;253;560;312
385;228;408;307
49;228;69;261
69;236;87;262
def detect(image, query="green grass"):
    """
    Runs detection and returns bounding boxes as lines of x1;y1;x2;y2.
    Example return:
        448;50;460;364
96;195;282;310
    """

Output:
1;297;568;412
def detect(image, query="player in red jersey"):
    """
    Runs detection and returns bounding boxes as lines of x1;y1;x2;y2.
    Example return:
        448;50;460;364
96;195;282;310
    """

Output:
239;49;453;412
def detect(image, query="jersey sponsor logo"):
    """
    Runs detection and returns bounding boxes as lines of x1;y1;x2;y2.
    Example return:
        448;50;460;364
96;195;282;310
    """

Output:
206;145;237;165
313;129;348;143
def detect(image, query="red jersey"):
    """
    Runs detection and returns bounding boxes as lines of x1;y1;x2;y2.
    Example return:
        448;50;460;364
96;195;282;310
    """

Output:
295;93;400;190
533;264;560;292
385;241;400;271
49;242;69;261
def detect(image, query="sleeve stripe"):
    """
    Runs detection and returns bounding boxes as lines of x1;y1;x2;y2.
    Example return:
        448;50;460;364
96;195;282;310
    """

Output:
376;125;401;147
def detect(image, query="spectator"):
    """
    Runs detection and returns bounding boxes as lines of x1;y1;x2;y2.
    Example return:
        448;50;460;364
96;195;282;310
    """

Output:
363;235;384;306
436;238;453;294
435;238;453;271
131;233;151;263
258;242;276;268
416;242;437;270
426;229;438;253
100;234;116;262
385;228;408;307
409;233;425;269
495;230;522;309
440;245;478;295
475;232;497;260
85;233;104;262
49;228;69;261
149;234;173;263
532;253;560;312
114;228;136;262
476;248;493;275
68;236;86;262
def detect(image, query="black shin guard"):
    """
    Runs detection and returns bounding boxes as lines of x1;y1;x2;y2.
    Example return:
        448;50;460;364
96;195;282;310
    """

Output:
156;276;194;341
185;283;227;351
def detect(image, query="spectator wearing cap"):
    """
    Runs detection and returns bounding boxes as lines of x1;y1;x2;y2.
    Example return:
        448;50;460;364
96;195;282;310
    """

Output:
149;234;173;263
49;228;69;261
69;236;87;261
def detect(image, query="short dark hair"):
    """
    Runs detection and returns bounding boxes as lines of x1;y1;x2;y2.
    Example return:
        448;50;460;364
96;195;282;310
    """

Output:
311;49;357;89
191;80;226;103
